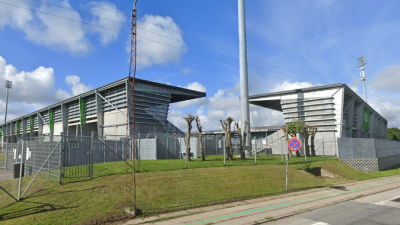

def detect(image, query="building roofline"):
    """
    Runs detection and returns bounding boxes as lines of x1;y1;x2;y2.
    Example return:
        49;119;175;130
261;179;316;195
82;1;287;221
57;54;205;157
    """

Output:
250;83;345;99
249;82;388;123
1;77;206;126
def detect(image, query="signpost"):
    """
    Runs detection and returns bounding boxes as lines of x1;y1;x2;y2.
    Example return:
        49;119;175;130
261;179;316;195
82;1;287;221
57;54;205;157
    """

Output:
288;138;302;152
286;138;303;190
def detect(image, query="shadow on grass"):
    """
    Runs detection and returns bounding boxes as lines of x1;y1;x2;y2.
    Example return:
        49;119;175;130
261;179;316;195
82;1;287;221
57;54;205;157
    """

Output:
26;185;105;198
0;201;76;221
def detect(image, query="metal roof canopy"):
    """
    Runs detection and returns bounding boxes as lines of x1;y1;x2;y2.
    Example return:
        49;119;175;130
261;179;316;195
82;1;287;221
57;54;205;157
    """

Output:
1;77;206;125
249;83;387;123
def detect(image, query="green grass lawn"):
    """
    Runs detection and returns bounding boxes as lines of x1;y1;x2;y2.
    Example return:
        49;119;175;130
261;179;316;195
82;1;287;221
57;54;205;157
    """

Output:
0;153;5;162
96;154;336;174
1;155;399;225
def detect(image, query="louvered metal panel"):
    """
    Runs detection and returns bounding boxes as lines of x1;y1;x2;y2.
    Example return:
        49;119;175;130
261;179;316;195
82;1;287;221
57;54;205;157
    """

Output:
102;87;127;112
54;106;62;123
67;101;80;120
41;111;49;125
85;96;97;116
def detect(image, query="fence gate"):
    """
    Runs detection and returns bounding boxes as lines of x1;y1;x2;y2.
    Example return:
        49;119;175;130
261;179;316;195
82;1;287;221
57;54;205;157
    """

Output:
0;137;62;201
61;136;92;179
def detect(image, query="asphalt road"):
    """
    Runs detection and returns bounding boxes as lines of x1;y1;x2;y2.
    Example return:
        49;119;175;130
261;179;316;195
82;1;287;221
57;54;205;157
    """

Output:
269;187;400;225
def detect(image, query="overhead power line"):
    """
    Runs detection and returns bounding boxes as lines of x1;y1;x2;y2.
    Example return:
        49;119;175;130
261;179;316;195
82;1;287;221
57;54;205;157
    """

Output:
0;1;321;83
67;0;321;82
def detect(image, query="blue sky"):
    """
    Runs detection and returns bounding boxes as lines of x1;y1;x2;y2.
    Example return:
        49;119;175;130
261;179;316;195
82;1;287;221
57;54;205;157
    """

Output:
1;0;400;131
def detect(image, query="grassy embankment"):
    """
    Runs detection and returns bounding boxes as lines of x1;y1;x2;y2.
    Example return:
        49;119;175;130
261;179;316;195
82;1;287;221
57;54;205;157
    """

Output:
1;155;400;224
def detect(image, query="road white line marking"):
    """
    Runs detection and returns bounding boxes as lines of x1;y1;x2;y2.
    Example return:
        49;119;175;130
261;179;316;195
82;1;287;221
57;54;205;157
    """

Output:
376;195;400;206
312;222;331;225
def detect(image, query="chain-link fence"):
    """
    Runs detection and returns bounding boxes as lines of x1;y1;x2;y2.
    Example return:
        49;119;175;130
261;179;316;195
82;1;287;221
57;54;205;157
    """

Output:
0;133;129;202
0;136;62;202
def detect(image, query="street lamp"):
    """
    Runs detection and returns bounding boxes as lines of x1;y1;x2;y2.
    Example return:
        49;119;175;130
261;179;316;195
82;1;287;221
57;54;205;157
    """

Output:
5;80;12;123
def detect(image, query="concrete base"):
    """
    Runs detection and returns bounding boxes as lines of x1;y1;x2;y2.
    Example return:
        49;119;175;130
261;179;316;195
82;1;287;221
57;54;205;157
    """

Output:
378;154;400;170
340;159;379;172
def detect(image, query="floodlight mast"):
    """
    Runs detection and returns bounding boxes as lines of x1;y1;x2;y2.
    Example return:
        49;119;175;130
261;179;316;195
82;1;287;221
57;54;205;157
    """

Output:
4;80;12;123
238;0;251;152
357;56;367;103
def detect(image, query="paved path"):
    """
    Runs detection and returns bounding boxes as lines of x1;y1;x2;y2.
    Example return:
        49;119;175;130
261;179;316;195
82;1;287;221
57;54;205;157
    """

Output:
123;175;400;225
269;187;400;225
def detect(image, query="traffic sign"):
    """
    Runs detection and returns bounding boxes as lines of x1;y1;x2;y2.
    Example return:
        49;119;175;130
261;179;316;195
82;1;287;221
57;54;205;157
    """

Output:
288;138;302;152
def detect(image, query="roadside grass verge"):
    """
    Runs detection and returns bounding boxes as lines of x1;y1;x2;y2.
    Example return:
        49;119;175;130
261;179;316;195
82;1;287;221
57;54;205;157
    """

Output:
1;155;399;224
314;160;400;180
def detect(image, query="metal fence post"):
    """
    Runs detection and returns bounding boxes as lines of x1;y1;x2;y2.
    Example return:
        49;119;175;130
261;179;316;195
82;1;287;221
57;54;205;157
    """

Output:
103;136;106;163
223;140;226;166
18;139;25;201
322;140;325;160
254;137;257;165
5;138;8;171
34;136;37;174
138;132;140;172
166;135;168;160
146;134;149;160
280;137;283;164
155;135;158;160
286;153;289;191
48;135;50;178
179;135;181;159
215;138;217;155
90;131;94;180
59;132;63;184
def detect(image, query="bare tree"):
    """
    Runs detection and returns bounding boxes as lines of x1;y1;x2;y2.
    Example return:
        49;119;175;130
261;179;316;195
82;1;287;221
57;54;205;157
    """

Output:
282;120;305;157
183;113;195;161
234;120;248;159
281;125;293;157
220;116;234;160
301;125;312;156
195;116;205;161
310;127;318;156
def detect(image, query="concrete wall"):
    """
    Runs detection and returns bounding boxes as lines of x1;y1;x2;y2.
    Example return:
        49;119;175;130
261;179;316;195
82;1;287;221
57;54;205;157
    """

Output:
338;138;400;172
136;136;199;160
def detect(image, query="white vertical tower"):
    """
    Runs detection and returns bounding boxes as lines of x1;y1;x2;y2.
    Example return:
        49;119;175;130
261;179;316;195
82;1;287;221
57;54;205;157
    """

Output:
238;0;251;151
357;56;367;103
4;80;12;123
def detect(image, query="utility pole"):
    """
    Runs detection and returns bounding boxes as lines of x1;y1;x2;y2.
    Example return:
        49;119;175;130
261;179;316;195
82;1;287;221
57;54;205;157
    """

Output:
238;0;251;153
4;80;12;123
125;0;138;217
357;56;367;103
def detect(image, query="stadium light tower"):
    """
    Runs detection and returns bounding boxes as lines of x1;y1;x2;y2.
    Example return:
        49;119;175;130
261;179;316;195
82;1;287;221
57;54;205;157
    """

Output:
357;56;367;103
238;0;251;152
4;80;12;123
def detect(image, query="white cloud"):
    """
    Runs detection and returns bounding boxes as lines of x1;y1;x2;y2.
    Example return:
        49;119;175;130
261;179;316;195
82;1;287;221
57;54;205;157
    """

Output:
185;82;206;92
0;0;126;54
369;99;400;128
89;1;126;46
269;80;315;92
24;1;91;54
181;67;192;74
172;82;208;109
136;14;187;68
65;75;93;96
168;81;285;132
0;56;92;121
370;64;400;90
0;0;33;30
